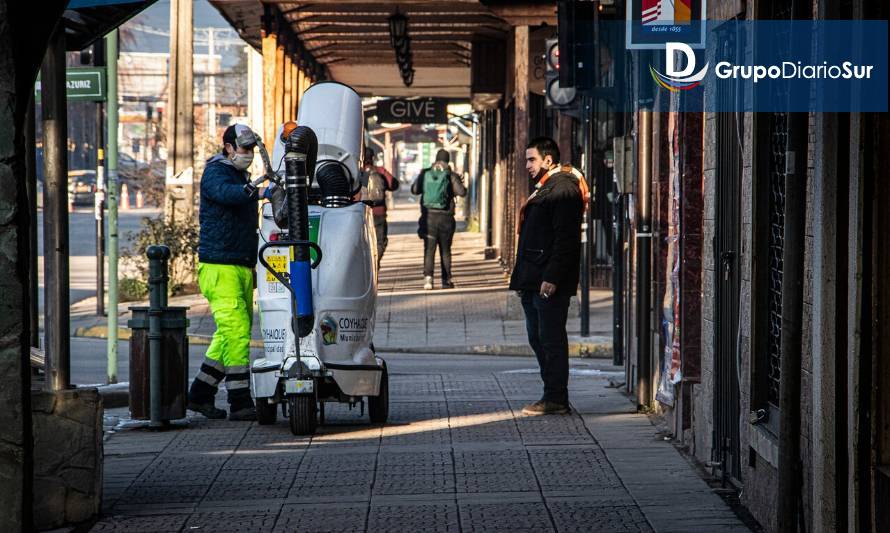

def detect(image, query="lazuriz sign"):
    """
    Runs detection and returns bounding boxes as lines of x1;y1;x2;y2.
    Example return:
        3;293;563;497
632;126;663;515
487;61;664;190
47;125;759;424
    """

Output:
376;98;448;124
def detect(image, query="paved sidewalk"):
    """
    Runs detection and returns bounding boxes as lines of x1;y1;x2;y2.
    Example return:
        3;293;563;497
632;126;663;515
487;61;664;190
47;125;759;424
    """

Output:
93;355;750;532
71;197;613;356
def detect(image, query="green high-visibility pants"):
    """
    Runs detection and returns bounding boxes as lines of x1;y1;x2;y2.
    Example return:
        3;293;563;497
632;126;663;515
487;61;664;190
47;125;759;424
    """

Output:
188;262;254;409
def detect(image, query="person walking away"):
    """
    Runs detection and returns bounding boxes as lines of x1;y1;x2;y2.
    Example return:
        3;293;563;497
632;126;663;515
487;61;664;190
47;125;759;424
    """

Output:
510;137;589;415
188;124;262;421
411;149;466;290
362;147;399;267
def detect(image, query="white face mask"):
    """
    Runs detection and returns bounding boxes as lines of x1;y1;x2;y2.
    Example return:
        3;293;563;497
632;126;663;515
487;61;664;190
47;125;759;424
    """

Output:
231;151;254;171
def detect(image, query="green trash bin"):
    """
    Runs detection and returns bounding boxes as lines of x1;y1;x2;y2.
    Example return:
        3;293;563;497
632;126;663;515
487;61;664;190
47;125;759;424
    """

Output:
128;307;190;421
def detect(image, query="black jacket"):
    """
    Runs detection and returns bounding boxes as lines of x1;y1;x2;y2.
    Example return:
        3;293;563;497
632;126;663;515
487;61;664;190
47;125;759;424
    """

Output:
509;172;584;296
410;166;467;216
197;155;259;267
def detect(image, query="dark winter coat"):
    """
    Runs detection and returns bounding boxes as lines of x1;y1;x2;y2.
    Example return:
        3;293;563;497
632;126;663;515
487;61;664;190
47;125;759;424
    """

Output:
197;155;259;268
509;172;584;297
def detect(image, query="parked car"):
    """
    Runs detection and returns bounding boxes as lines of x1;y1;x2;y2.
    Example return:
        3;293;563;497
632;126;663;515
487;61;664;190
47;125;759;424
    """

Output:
68;170;97;206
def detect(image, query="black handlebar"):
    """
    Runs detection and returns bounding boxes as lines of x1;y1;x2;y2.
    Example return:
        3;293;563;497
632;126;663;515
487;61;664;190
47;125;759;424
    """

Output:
257;240;323;295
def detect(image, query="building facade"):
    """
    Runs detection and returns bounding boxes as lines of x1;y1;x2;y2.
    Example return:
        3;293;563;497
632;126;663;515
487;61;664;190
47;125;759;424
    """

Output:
606;0;890;530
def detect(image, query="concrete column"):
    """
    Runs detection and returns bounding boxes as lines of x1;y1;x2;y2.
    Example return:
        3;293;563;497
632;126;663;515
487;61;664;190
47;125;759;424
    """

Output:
41;26;71;392
246;45;264;138
512;25;530;264
0;2;69;528
290;60;298;117
261;18;278;146
298;68;307;100
166;0;194;220
274;36;285;130
294;67;303;115
283;53;292;122
811;110;839;532
167;0;194;175
0;2;33;526
846;110;864;533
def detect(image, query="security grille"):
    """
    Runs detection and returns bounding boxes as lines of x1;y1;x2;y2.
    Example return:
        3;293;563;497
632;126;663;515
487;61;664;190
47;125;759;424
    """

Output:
766;113;787;407
764;0;792;409
714;23;743;482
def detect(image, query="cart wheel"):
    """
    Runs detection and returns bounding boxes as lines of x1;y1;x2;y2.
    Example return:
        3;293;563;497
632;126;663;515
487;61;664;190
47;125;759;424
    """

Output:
257;399;278;425
368;362;389;424
288;394;317;436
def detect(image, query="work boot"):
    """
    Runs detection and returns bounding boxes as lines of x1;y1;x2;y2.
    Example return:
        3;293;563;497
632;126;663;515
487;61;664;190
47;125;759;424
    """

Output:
521;400;569;416
229;406;257;421
188;401;227;420
423;276;433;290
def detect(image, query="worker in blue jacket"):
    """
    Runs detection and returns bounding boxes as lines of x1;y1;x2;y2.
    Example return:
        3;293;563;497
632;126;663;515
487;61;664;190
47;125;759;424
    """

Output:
188;124;260;421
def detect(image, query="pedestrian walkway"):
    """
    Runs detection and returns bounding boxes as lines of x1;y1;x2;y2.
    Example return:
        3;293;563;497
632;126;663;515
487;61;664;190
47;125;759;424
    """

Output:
94;355;751;532
70;195;613;357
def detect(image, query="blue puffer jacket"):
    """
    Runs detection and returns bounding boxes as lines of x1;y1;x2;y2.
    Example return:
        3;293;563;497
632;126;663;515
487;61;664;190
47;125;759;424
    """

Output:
197;155;259;267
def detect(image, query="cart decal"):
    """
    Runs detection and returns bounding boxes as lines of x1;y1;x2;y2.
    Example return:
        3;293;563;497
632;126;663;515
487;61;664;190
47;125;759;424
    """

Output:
320;315;338;345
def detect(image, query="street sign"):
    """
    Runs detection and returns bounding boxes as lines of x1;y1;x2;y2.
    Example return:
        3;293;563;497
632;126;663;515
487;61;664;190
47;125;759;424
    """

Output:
35;67;107;102
376;98;448;124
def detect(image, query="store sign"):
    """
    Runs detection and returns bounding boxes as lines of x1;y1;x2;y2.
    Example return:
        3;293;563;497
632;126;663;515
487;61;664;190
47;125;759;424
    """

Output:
625;0;706;50
376;98;448;124
35;67;107;102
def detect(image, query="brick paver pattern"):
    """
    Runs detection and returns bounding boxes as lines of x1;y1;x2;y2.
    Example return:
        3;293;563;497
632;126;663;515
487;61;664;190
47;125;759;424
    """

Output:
95;372;655;532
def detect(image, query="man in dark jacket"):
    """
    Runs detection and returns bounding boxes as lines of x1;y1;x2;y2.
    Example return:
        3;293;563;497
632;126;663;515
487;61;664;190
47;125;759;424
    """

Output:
362;147;399;267
510;137;587;415
188;124;260;421
411;149;466;289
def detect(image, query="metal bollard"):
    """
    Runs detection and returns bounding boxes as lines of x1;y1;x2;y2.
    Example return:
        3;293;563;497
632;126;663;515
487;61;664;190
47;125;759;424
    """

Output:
146;245;170;427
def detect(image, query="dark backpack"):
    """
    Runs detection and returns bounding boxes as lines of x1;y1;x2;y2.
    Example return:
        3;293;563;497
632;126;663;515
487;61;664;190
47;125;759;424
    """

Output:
421;166;450;210
365;168;387;205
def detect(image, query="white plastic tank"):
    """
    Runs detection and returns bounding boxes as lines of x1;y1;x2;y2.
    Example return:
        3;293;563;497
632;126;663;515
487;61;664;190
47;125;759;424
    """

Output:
295;81;364;186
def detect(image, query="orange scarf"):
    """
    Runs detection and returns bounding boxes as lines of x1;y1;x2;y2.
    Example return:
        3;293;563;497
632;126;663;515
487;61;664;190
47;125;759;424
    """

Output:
518;165;590;233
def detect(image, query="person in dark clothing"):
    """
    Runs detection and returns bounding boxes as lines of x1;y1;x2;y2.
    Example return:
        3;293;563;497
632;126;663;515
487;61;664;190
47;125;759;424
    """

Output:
361;147;399;268
509;137;588;415
411;149;466;290
188;124;261;422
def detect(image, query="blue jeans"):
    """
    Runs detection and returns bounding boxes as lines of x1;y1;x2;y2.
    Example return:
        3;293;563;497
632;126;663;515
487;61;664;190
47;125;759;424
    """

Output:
520;291;570;405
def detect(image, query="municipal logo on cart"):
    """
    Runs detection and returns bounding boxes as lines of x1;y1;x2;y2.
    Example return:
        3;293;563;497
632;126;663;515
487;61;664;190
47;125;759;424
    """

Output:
320;315;338;345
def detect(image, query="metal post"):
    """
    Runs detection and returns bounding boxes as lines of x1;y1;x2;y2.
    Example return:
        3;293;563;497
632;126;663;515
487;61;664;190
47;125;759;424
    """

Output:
147;245;170;428
636;109;653;410
96;103;105;316
612;194;624;365
25;95;39;350
106;30;120;384
580;102;593;337
41;26;70;391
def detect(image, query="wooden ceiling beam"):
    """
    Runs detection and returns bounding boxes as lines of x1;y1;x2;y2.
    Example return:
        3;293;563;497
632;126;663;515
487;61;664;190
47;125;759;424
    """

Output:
303;31;475;44
311;42;470;52
295;24;506;35
323;57;469;67
291;14;503;25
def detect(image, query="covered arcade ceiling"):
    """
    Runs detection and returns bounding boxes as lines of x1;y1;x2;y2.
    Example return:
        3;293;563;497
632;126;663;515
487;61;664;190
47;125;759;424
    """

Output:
209;0;557;98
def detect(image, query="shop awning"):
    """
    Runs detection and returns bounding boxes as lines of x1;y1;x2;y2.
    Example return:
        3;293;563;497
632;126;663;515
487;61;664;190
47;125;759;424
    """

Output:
63;0;158;50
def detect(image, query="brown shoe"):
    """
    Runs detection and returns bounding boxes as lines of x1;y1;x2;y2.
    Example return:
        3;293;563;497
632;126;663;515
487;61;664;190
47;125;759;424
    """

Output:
522;400;569;416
